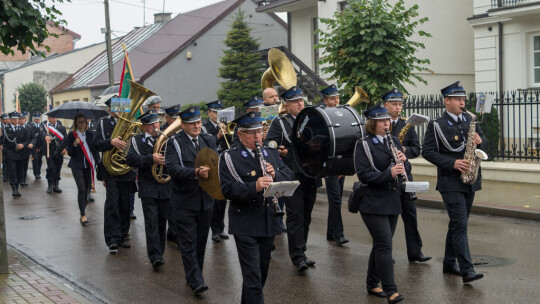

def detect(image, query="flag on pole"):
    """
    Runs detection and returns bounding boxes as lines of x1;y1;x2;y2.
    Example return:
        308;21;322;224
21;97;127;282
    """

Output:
119;44;144;119
15;91;20;112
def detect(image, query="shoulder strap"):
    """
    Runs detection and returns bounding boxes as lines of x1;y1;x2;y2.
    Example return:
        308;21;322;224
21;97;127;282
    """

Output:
223;151;243;183
173;137;184;167
131;136;141;155
278;117;292;144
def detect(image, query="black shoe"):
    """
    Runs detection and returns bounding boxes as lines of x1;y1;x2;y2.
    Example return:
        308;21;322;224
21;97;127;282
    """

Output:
88;196;95;203
443;264;462;276
409;254;432;263
388;293;404;304
280;222;287;232
20;183;28;187
192;284;209;295
124;233;130;241
211;234;220;242
304;257;315;267
335;236;349;246
219;232;229;239
160;258;165;265
11;185;20;197
271;243;275;251
152;259;161;270
462;271;483;283
367;288;387;298
53;181;62;193
35;175;41;179
120;241;131;248
109;243;118;254
47;181;53;194
130;212;137;219
297;261;309;273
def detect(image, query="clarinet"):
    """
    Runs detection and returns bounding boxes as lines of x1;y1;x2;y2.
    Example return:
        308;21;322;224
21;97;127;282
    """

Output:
255;142;284;217
385;130;416;199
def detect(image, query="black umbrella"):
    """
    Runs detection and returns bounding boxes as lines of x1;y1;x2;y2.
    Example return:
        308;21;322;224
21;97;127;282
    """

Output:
46;101;109;120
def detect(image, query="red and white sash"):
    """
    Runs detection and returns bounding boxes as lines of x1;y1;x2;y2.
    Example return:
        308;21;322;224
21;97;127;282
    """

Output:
47;125;64;141
73;131;96;191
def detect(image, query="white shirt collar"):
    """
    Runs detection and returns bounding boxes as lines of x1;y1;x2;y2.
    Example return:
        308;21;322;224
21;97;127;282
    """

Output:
446;111;463;123
376;135;385;143
186;133;198;142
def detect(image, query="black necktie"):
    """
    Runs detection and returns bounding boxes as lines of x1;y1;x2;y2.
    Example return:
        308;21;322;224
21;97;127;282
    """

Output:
148;136;155;146
391;121;396;130
192;138;200;151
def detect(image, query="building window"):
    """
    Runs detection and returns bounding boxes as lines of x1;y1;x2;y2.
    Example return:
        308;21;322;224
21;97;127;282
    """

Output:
534;35;540;85
339;1;349;11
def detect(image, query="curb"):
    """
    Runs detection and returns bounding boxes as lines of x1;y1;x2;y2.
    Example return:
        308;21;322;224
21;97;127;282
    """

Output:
317;188;540;222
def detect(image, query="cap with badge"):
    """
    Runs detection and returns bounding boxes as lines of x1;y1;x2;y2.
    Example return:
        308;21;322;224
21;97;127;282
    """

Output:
164;104;181;118
1;113;10;120
363;103;390;120
320;84;340;97
233;111;263;131
20;112;27;118
140;109;160;124
382;88;405;103
441;81;466;98
281;86;304;101
243;96;264;109
206;99;224;111
9;111;20;119
32;113;41;119
179;106;201;122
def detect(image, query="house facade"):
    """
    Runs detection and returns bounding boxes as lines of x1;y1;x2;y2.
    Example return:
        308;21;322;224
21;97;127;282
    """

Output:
255;0;475;94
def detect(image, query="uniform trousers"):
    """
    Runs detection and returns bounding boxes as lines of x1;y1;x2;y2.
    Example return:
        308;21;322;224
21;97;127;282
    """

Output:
22;153;30;183
173;206;212;289
234;235;274;304
103;179;132;246
32;149;43;177
361;213;399;295
71;168;91;216
441;191;475;274
7;159;25;185
141;197;169;263
2;152;8;182
400;193;423;259
211;199;227;234
284;175;317;265
325;175;345;239
46;155;63;182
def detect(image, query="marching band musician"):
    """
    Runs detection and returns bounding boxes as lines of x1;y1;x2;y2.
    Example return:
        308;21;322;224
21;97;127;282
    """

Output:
18;112;32;187
30;113;44;180
164;106;217;296
42;112;67;194
262;87;279;106
143;95;162;113
202;99;230;243
422;81;486;284
126;110;171;270
231;96;265;146
219;111;294;304
1;113;11;183
320;84;349;247
383;88;431;264
4;112;32;197
353;103;406;304
264;86;318;273
93;97;135;254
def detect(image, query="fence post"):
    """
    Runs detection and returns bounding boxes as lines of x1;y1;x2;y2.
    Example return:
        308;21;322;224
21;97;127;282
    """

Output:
0;170;8;274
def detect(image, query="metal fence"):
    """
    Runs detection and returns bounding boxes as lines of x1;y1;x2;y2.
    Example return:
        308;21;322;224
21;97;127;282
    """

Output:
404;90;540;162
491;0;530;8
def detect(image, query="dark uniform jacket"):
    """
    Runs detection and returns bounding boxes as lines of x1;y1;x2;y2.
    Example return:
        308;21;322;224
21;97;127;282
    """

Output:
264;114;297;172
422;111;487;193
40;122;67;158
126;133;171;199
219;143;294;237
202;119;230;152
390;117;420;181
21;123;35;159
165;131;217;211
30;122;43;150
92;115;136;182
3;124;32;161
65;131;101;170
354;134;410;215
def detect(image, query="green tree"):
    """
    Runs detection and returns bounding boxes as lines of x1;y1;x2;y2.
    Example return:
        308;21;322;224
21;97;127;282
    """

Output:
317;0;431;105
15;83;47;115
217;10;264;109
0;0;70;57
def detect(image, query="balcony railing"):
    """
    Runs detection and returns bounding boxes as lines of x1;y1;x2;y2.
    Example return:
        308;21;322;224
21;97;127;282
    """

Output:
491;0;531;8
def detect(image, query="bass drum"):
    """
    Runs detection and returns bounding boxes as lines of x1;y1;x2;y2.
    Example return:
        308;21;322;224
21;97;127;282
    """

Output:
292;105;365;178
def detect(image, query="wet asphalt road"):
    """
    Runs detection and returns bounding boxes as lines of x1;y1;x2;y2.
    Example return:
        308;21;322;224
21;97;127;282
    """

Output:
3;169;540;304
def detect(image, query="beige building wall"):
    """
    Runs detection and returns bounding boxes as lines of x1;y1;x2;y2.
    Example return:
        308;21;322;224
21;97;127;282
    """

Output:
49;89;93;126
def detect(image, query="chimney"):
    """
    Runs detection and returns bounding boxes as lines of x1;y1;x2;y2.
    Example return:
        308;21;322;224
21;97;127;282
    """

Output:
154;12;172;23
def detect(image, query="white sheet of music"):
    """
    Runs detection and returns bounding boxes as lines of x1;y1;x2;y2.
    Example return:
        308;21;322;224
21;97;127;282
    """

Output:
404;181;429;193
264;181;300;198
405;113;430;127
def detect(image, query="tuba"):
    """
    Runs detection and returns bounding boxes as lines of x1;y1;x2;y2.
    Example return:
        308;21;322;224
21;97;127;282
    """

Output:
103;81;156;175
152;117;182;183
346;86;370;107
460;108;488;185
261;48;297;116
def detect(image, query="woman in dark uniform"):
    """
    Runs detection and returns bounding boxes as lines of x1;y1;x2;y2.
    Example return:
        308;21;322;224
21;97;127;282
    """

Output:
354;103;408;304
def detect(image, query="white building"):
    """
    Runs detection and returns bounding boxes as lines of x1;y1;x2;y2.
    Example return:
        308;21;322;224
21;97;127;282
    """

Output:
255;0;475;94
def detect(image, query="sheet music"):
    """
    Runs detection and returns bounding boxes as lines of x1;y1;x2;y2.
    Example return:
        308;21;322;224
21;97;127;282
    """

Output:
263;181;300;198
217;106;235;123
405;113;430;127
404;181;429;193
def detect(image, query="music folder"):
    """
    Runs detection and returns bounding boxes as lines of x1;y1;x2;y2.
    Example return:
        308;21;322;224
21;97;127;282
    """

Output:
264;181;300;198
404;181;429;193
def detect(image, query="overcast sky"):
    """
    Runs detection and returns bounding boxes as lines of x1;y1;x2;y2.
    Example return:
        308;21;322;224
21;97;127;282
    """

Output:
47;0;285;48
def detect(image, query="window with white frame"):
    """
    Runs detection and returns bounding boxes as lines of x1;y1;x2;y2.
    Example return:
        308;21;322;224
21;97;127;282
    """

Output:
534;35;540;85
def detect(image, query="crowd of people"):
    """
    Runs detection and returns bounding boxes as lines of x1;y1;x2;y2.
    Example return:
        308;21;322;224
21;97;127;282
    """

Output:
0;80;486;304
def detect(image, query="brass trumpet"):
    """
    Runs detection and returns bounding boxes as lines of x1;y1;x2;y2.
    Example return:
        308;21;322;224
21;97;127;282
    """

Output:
226;121;237;135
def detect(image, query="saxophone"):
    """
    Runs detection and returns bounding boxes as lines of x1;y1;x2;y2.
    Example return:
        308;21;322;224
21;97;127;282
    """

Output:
460;108;488;185
397;118;412;144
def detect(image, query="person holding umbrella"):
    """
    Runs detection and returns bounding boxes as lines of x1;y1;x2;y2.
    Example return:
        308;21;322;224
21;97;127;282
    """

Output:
65;113;100;225
42;113;67;194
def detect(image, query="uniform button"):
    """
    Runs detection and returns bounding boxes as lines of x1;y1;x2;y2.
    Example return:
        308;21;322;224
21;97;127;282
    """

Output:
393;187;396;190
237;209;240;212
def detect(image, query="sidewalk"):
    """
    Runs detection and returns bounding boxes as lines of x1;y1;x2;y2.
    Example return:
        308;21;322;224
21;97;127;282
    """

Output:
0;246;91;304
320;173;540;221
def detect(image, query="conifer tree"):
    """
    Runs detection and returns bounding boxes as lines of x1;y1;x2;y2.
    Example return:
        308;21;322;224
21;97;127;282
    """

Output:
217;10;264;110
